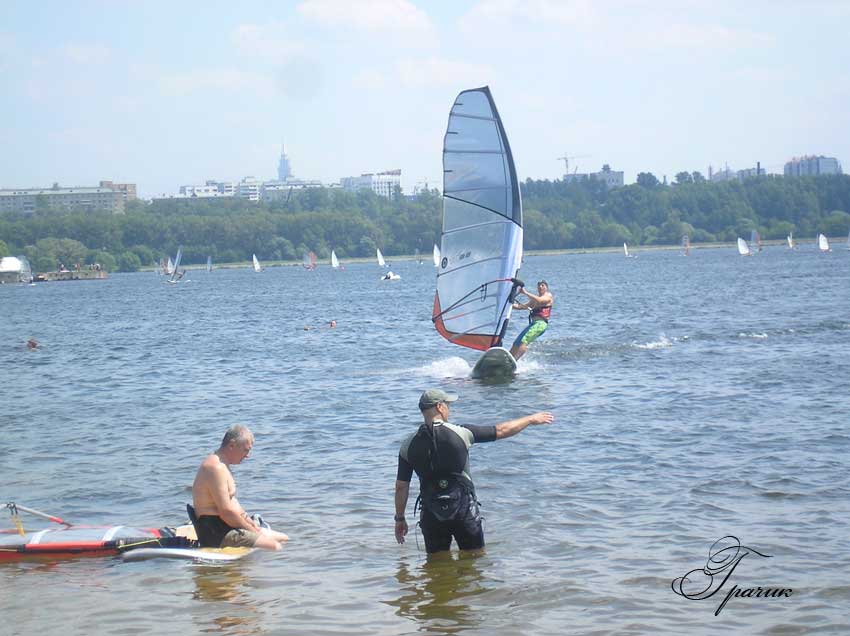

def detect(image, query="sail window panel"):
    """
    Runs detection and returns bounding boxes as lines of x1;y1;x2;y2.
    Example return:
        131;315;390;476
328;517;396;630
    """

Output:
440;222;512;273
442;197;503;232
450;90;494;118
444;154;511;216
444;116;503;153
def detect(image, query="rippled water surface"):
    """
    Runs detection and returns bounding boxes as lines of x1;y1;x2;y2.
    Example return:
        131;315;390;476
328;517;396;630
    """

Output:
2;245;849;635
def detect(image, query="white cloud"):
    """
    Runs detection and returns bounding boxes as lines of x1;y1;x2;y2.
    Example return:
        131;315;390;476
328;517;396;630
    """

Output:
396;56;495;89
159;68;273;97
461;0;597;27
298;0;435;40
61;43;111;65
646;23;773;50
232;23;305;62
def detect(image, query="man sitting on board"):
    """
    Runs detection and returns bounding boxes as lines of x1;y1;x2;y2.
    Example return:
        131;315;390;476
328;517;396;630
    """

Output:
394;389;554;553
192;424;289;550
509;280;554;361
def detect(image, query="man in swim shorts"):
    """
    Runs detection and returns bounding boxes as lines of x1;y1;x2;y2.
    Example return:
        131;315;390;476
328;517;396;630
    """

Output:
510;280;554;361
394;389;554;553
192;424;289;550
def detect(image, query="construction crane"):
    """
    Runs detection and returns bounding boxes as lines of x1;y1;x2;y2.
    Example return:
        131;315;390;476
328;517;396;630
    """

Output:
556;153;591;176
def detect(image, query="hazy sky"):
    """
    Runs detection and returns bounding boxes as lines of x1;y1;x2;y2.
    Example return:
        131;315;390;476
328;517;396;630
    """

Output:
2;1;848;198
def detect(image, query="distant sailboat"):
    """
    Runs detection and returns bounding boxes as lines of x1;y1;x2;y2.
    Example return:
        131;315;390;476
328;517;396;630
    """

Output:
167;246;184;283
623;243;635;258
331;250;340;269
737;237;752;256
750;229;762;252
165;256;174;276
787;233;794;249
302;251;317;270
206;256;212;273
433;244;441;267
252;254;263;272
817;233;830;252
682;234;690;256
377;248;386;268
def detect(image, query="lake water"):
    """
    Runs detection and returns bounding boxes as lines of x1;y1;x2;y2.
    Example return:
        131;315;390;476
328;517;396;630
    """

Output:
2;244;849;635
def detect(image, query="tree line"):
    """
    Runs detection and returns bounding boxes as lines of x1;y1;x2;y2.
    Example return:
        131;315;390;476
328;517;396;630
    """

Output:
1;173;848;272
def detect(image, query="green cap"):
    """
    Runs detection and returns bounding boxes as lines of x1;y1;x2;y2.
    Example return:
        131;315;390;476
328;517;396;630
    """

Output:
418;389;459;410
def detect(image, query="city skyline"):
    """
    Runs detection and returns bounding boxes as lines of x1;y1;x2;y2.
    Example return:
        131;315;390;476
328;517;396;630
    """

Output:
2;1;848;199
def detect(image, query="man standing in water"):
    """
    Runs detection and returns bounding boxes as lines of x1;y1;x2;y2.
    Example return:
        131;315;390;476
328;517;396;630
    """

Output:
192;424;289;550
394;389;554;553
510;280;554;361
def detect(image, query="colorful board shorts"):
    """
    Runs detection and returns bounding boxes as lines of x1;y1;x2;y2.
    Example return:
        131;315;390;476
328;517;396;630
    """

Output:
221;528;260;548
513;319;548;348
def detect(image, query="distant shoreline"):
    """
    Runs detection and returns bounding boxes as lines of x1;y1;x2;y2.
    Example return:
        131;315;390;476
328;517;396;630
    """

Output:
140;237;833;272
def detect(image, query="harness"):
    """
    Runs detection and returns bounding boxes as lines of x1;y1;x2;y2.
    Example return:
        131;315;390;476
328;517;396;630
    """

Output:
529;304;552;324
410;423;476;522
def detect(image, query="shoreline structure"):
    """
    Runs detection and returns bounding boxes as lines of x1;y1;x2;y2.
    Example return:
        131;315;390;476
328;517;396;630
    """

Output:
139;237;827;272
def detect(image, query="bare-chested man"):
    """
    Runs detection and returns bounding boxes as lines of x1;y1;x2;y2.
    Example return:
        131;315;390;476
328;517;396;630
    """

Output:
191;424;289;550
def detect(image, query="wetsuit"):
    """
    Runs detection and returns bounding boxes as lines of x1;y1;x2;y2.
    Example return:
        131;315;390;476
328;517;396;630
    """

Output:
397;419;497;553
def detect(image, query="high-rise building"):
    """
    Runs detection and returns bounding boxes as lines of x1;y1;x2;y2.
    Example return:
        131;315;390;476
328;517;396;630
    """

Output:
0;183;125;214
784;155;842;177
278;144;292;182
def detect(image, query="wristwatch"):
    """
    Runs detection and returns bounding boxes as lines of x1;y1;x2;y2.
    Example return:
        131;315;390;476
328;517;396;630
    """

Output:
394;514;406;522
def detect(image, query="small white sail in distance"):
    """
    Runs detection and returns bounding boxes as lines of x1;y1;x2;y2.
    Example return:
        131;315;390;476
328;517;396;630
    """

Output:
169;246;183;282
377;248;386;267
206;256;212;272
623;243;630;257
166;256;174;275
787;233;794;249
253;254;262;272
331;250;339;269
817;233;830;252
737;237;751;256
433;244;441;267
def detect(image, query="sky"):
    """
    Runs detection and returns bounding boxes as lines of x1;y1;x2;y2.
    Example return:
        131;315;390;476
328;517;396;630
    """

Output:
1;0;848;198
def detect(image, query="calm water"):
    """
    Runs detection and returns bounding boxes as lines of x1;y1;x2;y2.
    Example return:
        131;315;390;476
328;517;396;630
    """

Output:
2;245;849;635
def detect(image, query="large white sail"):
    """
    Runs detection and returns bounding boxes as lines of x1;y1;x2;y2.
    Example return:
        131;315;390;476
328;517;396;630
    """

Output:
433;244;441;267
433;86;523;351
737;237;751;256
376;248;386;268
818;233;829;252
253;254;262;272
331;250;339;269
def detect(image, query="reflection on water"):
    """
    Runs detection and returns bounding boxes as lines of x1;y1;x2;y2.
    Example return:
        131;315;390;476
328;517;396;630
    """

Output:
192;565;260;635
389;551;488;633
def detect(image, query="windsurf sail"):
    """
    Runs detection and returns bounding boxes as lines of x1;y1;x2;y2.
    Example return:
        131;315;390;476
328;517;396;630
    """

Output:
377;248;386;268
206;256;212;272
737;237;751;256
623;242;629;257
818;233;829;252
165;257;174;275
787;233;794;249
331;250;339;269
682;234;690;256
433;86;523;351
169;246;183;282
750;229;762;251
253;254;262;272
433;244;441;267
303;251;317;270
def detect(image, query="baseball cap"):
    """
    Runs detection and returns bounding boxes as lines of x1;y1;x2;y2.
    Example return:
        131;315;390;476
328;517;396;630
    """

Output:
418;389;459;410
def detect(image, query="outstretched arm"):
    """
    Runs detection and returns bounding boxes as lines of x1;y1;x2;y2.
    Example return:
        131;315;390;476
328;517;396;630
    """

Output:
495;411;555;439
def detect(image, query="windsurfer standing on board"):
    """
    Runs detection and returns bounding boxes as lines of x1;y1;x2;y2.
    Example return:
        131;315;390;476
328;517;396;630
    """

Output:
192;424;289;550
509;280;553;361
